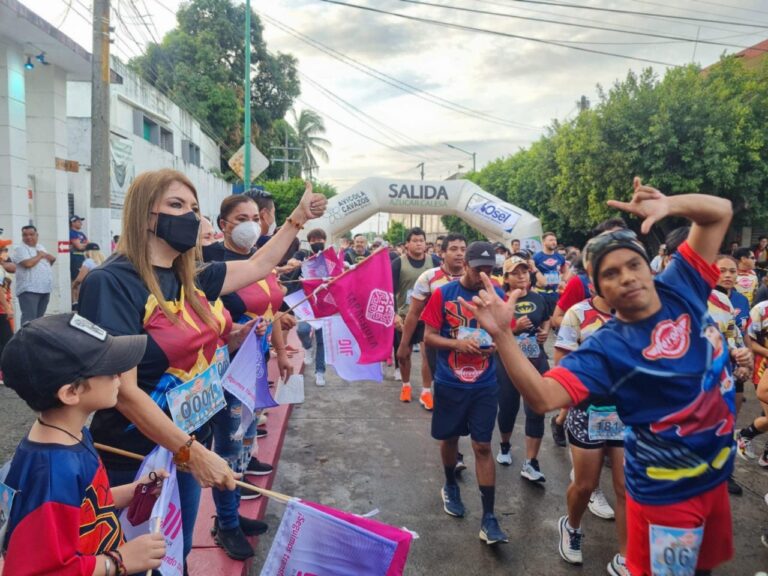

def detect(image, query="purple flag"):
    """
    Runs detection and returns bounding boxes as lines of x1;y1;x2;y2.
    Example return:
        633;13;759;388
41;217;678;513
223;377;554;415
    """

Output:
220;329;277;438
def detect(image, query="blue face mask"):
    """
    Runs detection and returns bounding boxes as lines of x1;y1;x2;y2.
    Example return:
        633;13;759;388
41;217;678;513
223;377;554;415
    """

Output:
153;211;200;253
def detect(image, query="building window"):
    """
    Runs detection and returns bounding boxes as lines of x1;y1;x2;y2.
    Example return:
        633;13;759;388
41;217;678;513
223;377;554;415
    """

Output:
160;128;174;154
182;139;201;167
142;117;159;145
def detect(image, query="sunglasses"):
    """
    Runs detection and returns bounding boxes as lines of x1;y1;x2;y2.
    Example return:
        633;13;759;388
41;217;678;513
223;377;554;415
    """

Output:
584;229;639;263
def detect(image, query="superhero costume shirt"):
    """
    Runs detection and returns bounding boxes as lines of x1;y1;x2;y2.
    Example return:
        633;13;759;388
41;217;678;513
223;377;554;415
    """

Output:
78;255;230;470
411;266;463;301
3;429;123;575
547;242;736;505
747;301;768;385
421;280;505;389
533;251;565;290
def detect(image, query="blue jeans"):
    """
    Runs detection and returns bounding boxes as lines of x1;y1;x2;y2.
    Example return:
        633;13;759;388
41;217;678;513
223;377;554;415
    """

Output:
210;391;256;529
107;466;200;563
297;322;325;373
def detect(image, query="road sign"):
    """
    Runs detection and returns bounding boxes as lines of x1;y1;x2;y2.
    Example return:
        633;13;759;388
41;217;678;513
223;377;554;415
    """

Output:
229;143;269;183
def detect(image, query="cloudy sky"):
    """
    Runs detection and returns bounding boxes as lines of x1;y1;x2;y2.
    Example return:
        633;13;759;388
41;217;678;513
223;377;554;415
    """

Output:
20;0;768;230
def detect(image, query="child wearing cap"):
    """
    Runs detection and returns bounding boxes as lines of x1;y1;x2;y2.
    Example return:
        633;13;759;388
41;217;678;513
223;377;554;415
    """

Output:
0;313;166;576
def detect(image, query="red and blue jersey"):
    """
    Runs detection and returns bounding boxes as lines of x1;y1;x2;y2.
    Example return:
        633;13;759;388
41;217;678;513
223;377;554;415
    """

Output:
3;429;123;575
547;242;735;505
421;279;505;389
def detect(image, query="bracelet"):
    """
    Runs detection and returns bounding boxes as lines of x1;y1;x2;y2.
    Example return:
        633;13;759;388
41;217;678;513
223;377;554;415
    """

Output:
105;551;126;576
173;435;195;466
285;217;304;230
103;556;112;576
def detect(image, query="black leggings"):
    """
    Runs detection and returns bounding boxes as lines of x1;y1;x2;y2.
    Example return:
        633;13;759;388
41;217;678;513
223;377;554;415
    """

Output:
496;355;548;438
0;314;12;360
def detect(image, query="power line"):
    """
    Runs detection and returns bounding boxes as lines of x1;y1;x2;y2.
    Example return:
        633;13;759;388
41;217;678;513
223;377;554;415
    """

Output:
500;0;768;28
318;0;680;66
257;10;542;130
395;0;768;52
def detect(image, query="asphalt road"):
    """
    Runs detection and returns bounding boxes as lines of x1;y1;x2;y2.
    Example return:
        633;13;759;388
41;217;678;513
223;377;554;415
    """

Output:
253;345;768;576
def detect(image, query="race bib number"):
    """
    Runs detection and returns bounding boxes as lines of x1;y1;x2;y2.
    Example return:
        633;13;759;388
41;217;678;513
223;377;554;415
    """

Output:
544;270;560;286
458;326;493;348
213;345;231;380
0;480;16;546
650;524;704;576
587;406;625;441
166;364;227;434
517;335;541;358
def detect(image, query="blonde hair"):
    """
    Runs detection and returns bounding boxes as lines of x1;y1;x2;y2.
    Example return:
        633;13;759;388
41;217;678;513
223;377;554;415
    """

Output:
85;248;105;266
117;169;216;328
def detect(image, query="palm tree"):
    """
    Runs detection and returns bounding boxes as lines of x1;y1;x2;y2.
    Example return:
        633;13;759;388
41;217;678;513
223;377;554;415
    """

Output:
291;109;330;179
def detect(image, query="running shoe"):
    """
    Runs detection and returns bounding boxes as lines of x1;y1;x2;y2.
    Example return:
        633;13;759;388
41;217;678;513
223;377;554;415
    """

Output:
521;458;546;483
256;412;268;426
413;344;421;353
212;521;254;560
759;450;768;469
245;458;273;477
239;477;263;500
763;529;768;549
737;432;756;460
441;484;465;518
550;415;567;447
455;452;467;473
496;449;512;466
400;385;412;402
303;347;314;366
727;475;743;496
607;553;630;576
238;515;269;537
394;368;402;382
557;515;583;565
588;488;615;520
315;372;326;387
255;428;268;439
419;389;433;411
479;513;509;545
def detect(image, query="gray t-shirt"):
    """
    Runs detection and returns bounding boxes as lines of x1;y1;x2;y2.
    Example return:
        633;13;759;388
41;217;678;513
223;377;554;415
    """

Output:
11;243;53;295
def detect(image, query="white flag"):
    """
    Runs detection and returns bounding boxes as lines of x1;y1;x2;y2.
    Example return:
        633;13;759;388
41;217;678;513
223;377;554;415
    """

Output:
120;447;184;576
323;316;383;383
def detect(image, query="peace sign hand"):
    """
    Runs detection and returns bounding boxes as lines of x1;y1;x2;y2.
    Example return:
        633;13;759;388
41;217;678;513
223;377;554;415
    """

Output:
607;176;670;234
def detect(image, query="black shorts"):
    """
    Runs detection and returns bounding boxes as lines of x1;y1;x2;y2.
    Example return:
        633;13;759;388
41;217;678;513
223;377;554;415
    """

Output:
432;383;498;443
394;320;424;350
565;406;624;450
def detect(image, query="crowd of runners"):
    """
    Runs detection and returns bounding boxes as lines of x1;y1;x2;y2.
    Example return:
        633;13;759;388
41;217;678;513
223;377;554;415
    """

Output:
0;170;765;575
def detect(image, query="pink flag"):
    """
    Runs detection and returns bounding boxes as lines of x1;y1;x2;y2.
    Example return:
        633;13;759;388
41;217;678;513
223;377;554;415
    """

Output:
327;249;395;363
302;278;340;318
301;247;345;280
322;316;383;382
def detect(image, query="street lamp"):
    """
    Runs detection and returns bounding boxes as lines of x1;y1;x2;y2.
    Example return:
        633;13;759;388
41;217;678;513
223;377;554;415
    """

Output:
445;143;476;173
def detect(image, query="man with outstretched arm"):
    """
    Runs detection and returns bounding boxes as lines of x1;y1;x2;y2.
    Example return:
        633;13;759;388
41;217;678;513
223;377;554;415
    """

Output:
461;178;734;576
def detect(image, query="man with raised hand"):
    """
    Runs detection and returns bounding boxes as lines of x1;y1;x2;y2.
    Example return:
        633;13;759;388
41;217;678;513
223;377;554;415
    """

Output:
461;178;734;576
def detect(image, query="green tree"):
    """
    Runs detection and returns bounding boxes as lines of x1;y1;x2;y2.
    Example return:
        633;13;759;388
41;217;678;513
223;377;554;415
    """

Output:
291;109;331;179
384;220;407;245
256;178;336;222
130;0;300;173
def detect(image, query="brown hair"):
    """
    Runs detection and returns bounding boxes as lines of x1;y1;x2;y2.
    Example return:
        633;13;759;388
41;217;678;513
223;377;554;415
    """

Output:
716;254;737;266
217;195;257;231
117;169;216;328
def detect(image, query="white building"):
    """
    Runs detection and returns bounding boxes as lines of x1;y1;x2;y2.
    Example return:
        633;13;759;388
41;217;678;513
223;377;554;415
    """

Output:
0;0;231;317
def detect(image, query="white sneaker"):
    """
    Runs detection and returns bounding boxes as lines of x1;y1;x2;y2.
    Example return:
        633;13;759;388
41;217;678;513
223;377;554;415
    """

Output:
394;368;402;381
557;515;583;564
588;488;615;520
496;450;512;466
521;459;546;483
737;432;756;459
303;347;314;366
315;372;326;387
606;553;630;576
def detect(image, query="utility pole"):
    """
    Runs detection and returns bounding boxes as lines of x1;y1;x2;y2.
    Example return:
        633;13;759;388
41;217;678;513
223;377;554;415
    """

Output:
417;162;424;180
91;0;111;251
244;0;252;189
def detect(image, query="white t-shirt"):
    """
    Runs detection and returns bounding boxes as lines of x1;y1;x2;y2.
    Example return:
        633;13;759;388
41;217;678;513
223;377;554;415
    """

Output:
11;243;53;295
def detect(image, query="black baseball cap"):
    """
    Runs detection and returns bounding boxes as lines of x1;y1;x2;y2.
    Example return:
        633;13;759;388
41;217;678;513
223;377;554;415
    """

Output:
1;314;146;411
69;215;85;223
466;241;496;268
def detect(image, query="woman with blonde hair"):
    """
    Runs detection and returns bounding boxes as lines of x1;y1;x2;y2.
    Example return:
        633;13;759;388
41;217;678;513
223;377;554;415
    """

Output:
71;242;105;306
78;169;326;568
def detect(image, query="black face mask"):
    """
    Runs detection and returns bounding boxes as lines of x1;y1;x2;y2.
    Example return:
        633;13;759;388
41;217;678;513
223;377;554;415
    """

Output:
153;211;200;253
310;242;325;254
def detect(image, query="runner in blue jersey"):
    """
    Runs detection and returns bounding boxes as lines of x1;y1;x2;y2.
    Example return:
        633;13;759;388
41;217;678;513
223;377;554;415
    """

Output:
461;178;734;576
533;232;566;317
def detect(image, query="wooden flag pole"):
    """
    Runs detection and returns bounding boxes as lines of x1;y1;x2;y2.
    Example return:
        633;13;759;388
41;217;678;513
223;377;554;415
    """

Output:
93;443;292;503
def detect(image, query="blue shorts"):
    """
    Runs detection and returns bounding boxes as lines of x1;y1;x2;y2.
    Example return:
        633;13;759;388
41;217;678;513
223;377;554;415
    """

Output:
431;383;498;443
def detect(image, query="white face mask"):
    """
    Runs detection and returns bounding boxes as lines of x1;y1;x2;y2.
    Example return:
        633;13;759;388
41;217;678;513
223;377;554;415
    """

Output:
266;220;277;236
495;254;506;267
231;221;260;250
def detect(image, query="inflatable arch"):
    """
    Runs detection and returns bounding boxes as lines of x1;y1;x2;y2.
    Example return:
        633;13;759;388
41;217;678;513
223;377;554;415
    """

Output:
308;178;543;250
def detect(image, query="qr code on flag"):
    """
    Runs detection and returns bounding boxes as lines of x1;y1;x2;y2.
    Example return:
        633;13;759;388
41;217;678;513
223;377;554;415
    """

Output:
366;289;395;327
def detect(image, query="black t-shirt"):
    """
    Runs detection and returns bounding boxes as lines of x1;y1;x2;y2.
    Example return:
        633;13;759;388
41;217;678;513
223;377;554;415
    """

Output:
512;290;550;372
78;254;227;470
203;242;252;320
